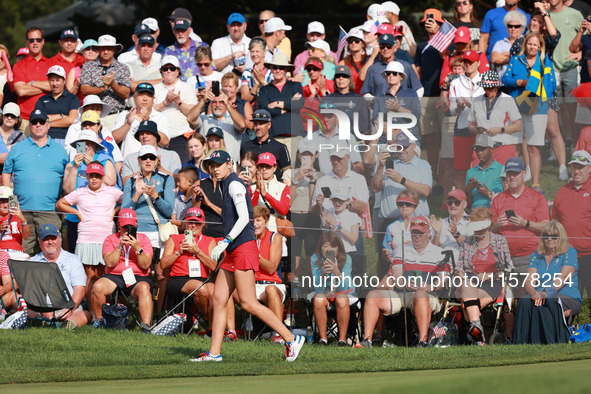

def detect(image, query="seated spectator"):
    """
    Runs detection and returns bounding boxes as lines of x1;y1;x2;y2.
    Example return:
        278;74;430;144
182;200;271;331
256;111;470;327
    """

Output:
120;120;181;181
159;207;216;325
34;65;81;146
310;231;356;346
184;133;209;180
170;166;200;229
187;47;223;91
431;189;472;263
514;220;581;344
64;95;114;158
234;206;285;343
302;57;334;98
57;161;123;306
297;40;335;85
117;23;163;68
361;216;449;348
321;190;361;254
221;72;252;131
468;70;522;166
112;82;171;158
338;29;371;94
503;32;556;194
30;224;91;329
491;157;550;288
0;250;17;311
0;186;30;260
382;190;419;263
126;35;163;94
491;11;526;80
0;103;26;169
153;55;197;163
66;39;98;100
240;37;272;103
204;127;227;157
466;134;504;208
240;110;291;183
79;35;131;129
92;209;154;328
455;207;513;345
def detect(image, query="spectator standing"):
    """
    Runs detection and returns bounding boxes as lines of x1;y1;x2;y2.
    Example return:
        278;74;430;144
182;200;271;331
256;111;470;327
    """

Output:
382;1;417;55
452;0;481;48
466;134;504;208
551;150;591;296
164;18;208;83
49;29;84;75
211;13;251;75
187;47;223;92
294;22;337;74
491;11;526;79
12;27;51;128
118;24;163;67
262;17;292;63
240;37;272;103
338;29;371;94
127;35;163;93
34;65;80;146
183;133;210;180
65;39;99;101
79;35;131;130
0;103;26;169
479;0;530;60
1;109;68;254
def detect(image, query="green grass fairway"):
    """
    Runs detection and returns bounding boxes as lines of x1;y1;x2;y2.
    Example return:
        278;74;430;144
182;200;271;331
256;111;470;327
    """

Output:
6;359;591;393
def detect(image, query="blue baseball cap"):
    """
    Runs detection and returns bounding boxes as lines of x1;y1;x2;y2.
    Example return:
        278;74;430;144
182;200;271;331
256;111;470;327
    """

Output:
227;13;245;25
504;157;525;173
251;109;271;122
39;223;60;240
173;19;191;31
134;120;160;143
379;34;395;46
136;82;155;95
138;35;155;46
395;132;411;147
134;23;150;37
204;150;232;165
206;127;224;138
60;29;78;40
30;109;49;122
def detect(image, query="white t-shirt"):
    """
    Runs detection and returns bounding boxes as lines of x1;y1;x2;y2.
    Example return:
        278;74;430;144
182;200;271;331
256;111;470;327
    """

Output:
468;92;522;146
333;210;362;253
211;35;251;74
114;109;171;158
154;80;198;138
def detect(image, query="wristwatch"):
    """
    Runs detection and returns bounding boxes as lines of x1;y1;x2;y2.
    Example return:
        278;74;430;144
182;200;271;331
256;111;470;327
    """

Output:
136;248;144;255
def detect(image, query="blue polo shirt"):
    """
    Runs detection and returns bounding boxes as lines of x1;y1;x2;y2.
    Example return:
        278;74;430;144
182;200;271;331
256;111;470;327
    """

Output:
30;249;86;297
466;160;504;208
528;247;580;301
3;137;68;211
34;90;81;139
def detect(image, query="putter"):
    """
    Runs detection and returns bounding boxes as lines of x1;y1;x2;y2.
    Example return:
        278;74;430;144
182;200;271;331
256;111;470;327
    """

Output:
149;254;226;330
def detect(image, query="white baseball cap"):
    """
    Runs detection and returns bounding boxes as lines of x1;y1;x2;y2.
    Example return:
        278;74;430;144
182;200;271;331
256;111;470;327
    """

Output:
381;1;400;15
142;17;159;32
298;138;318;154
161;55;180;69
138;144;158;157
361;20;379;34
2;102;20;117
264;17;292;33
0;186;13;199
348;28;365;41
46;65;66;79
307;21;325;35
305;39;331;55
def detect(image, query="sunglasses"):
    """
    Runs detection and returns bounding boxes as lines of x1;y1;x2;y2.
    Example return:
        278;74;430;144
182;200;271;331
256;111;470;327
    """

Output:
161;66;178;72
259;19;269;24
507;24;522;29
411;220;429;227
543;234;559;240
30;119;47;125
270;65;287;70
348;39;362;44
385;71;402;77
140;154;157;161
2;114;17;119
571;154;590;164
396;202;416;208
136;83;154;93
305;66;321;72
27;38;43;43
446;199;462;206
456;1;469;5
83;47;98;52
187;211;203;218
379;44;393;49
335;74;350;79
196;62;211;67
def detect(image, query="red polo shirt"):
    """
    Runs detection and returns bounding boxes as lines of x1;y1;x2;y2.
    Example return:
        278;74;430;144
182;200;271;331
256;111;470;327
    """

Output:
552;176;591;256
12;55;51;120
49;52;85;75
491;186;550;257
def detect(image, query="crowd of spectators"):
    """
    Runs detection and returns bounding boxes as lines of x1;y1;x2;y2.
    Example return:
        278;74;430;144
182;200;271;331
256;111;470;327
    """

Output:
0;1;590;348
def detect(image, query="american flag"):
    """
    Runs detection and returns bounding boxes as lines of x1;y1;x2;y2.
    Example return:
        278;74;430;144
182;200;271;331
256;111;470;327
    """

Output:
433;321;447;338
335;25;349;63
427;20;457;53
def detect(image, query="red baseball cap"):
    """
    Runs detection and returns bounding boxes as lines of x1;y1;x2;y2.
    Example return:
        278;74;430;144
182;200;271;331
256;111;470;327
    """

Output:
462;50;480;63
305;59;323;70
118;208;137;227
185;207;205;222
454;26;471;44
410;215;430;233
377;23;394;35
447;189;467;202
257;152;277;166
86;162;105;176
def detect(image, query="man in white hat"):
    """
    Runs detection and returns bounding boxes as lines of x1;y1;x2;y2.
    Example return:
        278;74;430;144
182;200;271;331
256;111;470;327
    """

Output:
552;150;591;296
258;10;292;61
293;21;338;74
33;65;80;147
80;35;131;130
381;1;416;55
263;16;292;63
211;13;251;75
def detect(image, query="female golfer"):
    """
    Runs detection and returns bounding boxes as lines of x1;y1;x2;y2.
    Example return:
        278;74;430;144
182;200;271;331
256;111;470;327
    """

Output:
189;150;304;362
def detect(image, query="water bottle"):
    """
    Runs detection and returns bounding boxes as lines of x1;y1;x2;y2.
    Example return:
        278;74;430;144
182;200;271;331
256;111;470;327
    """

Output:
305;326;314;343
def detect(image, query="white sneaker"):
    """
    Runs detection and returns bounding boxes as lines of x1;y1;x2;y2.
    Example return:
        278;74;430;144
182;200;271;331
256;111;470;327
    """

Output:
189;351;223;362
524;167;532;182
559;165;568;181
285;334;305;362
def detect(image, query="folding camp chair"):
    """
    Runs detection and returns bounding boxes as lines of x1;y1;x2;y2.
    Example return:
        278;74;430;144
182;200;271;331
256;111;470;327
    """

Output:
7;259;75;328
